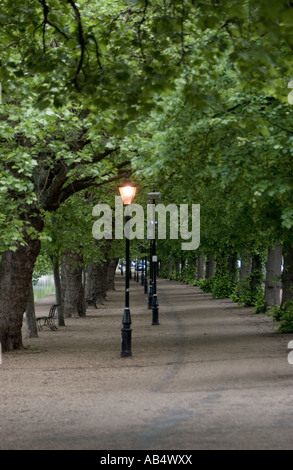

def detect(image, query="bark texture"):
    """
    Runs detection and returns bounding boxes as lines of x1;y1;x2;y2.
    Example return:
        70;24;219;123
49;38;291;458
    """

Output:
0;214;43;351
250;253;263;290
107;257;119;291
25;282;38;338
86;260;109;302
239;254;252;281
52;257;65;326
61;250;86;318
264;243;282;308
206;255;216;279
197;253;205;281
85;242;113;302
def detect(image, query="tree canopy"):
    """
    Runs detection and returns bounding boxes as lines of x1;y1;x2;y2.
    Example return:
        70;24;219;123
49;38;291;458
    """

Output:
1;0;293;350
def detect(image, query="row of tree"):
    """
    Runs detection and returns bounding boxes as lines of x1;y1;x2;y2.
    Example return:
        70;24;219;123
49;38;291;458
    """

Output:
127;2;293;330
137;64;293;330
1;1;293;350
26;242;120;338
158;244;285;317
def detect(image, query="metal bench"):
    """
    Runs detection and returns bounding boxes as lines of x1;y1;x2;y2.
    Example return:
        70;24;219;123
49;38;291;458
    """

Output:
36;304;59;331
86;297;98;309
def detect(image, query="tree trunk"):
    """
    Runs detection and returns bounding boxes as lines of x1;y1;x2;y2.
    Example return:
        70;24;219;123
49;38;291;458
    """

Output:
168;258;173;279
239;254;252;281
181;256;186;273
206;255;216;279
264;243;282;309
193;254;197;281
159;259;165;277
107;257;119;291
175;259;181;276
228;252;238;276
51;256;65;326
86;260;109;303
0;214;43;351
86;241;114;302
250;253;263;290
216;252;226;274
25;282;38;338
197;253;205;281
61;250;86;318
227;251;239;291
282;243;293;309
238;253;252;296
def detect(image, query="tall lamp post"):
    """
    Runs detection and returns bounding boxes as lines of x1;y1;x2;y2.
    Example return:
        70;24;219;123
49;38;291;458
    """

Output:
144;255;148;294
141;256;145;286
147;232;153;310
119;180;137;358
148;191;161;325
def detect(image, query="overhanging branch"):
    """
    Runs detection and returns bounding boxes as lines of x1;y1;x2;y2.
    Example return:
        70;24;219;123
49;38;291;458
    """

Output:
58;169;130;205
67;0;86;89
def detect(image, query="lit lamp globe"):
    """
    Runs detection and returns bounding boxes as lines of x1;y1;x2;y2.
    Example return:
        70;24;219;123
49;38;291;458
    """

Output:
119;182;137;206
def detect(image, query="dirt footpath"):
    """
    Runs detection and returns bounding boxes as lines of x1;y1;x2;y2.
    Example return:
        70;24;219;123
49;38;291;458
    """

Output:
1;275;293;450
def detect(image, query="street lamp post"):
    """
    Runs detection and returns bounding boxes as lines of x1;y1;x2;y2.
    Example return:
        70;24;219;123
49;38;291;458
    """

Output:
147;237;153;309
151;234;159;325
119;180;137;358
141;257;145;286
144;255;148;294
148;191;161;325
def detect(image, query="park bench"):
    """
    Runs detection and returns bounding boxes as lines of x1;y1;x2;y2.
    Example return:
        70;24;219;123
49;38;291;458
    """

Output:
36;304;59;331
86;296;98;309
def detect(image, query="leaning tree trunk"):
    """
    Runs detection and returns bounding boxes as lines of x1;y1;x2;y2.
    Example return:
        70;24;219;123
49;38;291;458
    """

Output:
25;282;38;338
51;256;65;326
282;243;293;309
106;257;119;291
264;243;282;309
61;250;86;318
0;214;43;351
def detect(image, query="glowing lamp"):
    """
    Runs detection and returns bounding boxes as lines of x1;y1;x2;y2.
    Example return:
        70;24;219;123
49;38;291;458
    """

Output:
119;182;137;205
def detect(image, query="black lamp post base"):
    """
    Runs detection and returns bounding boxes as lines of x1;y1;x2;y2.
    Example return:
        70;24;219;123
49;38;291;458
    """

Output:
148;285;153;309
152;310;159;325
121;327;132;357
152;294;159;325
121;350;132;358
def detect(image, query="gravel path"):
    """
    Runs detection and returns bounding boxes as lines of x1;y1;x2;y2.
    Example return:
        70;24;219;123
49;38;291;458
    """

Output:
1;275;293;450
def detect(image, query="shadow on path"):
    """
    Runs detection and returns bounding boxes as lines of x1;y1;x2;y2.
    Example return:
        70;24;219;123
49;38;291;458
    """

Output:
1;275;293;450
